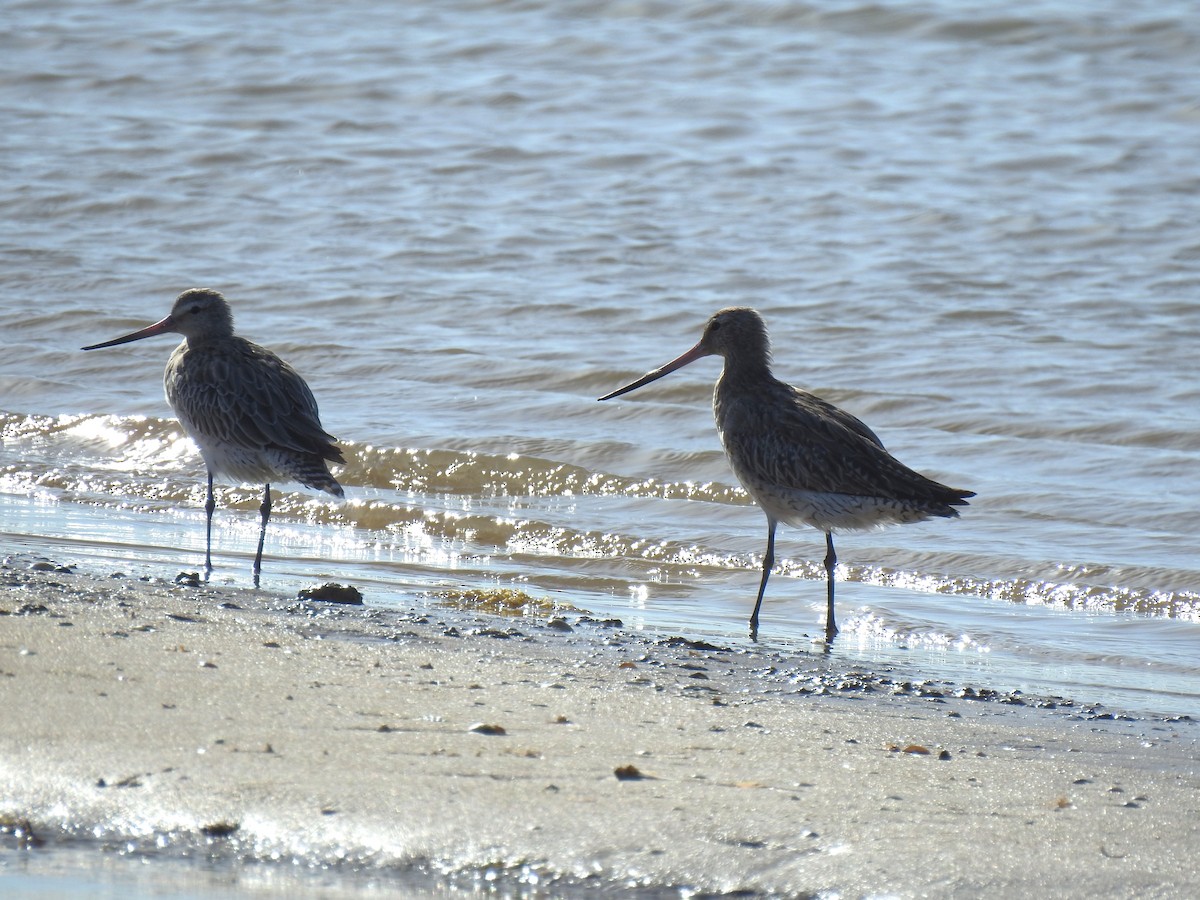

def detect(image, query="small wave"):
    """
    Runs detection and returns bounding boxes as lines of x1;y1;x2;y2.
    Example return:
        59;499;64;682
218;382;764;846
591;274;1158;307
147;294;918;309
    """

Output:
346;442;745;504
4;411;1197;624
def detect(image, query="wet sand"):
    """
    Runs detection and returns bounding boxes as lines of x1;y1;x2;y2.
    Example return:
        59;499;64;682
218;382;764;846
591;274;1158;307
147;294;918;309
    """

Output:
1;555;1198;898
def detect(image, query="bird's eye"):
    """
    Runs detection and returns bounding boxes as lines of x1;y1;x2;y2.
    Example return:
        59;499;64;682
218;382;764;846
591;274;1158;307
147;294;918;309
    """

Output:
189;306;201;315
710;320;722;331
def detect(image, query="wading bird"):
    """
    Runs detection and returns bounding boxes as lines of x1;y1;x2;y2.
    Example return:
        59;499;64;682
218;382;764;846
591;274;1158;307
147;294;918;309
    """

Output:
83;288;344;584
599;307;972;642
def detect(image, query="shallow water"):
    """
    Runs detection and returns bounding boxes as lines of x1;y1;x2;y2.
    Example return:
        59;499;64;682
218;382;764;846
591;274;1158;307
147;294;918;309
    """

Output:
3;0;1200;727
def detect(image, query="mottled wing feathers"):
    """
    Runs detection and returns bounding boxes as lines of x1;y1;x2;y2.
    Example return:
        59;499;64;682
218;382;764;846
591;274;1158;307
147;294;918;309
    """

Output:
716;377;972;515
165;338;344;464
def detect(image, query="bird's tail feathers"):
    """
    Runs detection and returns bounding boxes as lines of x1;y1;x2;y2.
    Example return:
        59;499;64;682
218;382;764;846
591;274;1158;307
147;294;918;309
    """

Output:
286;457;344;499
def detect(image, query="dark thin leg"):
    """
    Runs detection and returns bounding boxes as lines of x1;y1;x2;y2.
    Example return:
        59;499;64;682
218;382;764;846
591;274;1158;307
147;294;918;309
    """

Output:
253;483;271;588
824;532;838;642
749;518;777;641
203;472;216;580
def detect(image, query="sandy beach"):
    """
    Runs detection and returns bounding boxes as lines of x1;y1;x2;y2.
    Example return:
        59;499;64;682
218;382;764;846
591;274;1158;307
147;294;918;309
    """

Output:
1;553;1197;898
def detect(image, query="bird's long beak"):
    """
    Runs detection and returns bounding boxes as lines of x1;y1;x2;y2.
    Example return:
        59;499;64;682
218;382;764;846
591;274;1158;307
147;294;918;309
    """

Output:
81;315;176;351
598;341;710;401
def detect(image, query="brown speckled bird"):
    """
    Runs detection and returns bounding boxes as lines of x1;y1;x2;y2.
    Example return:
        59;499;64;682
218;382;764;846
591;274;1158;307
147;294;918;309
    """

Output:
83;288;344;583
600;307;972;642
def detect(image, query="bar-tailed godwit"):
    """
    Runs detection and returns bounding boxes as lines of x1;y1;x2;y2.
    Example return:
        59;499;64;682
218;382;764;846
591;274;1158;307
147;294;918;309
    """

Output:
599;307;972;642
83;288;345;584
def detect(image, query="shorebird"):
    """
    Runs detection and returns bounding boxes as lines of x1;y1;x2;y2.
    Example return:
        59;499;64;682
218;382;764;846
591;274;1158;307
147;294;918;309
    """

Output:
83;288;345;584
599;307;972;642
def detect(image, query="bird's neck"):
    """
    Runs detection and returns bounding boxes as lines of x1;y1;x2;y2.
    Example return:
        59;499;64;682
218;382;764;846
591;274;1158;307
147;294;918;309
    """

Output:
717;354;773;392
180;330;235;350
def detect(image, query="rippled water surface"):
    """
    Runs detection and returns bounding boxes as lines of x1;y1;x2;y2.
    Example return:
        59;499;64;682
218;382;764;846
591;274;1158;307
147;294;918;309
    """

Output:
3;0;1200;725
